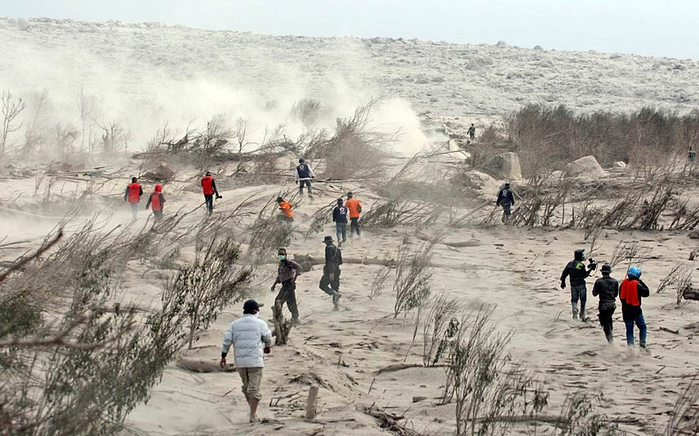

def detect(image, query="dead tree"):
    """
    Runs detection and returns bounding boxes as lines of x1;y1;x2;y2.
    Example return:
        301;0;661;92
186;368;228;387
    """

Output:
1;90;26;165
22;88;51;156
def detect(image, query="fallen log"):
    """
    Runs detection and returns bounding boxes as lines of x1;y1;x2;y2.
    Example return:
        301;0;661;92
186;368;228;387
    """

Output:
364;407;422;436
416;232;480;248
376;363;447;375
472;415;640;426
292;254;396;272
660;326;680;335
177;356;236;373
273;301;293;346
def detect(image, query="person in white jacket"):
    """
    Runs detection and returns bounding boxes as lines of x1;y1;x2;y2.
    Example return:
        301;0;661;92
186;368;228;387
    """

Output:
220;299;273;423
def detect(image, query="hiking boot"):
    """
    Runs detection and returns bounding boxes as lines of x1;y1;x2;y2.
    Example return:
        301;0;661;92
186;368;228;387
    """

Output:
572;309;579;320
291;317;300;325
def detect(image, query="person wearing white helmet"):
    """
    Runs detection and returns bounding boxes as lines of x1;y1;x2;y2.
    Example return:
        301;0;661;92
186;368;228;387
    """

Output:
619;266;650;349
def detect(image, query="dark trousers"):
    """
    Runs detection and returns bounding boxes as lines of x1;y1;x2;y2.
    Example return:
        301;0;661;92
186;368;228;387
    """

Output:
598;305;615;343
153;210;163;222
350;217;361;237
299;180;313;196
275;281;299;320
204;194;214;214
501;203;512;223
319;268;340;296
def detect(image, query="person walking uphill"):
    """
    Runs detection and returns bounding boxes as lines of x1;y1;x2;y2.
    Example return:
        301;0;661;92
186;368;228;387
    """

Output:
271;248;301;324
467;123;476;141
201;171;222;215
220;299;272;423
345;192;363;238
124;177;143;221
333;198;349;246
496;182;515;223
620;266;650;349
592;264;618;344
560;249;597;321
295;158;315;198
319;236;343;311
145;184;166;222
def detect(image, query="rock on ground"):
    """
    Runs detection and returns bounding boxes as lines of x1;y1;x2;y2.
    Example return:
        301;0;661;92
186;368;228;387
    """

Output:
566;155;607;180
483;152;522;181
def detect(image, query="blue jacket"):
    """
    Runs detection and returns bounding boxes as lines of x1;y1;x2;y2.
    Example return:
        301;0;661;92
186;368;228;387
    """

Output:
333;206;348;224
496;188;515;206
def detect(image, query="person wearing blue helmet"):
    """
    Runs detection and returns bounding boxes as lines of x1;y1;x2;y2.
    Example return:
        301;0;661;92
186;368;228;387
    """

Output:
619;266;650;349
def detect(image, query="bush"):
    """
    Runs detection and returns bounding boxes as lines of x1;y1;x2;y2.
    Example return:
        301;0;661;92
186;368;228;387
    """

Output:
479;104;699;177
393;237;434;318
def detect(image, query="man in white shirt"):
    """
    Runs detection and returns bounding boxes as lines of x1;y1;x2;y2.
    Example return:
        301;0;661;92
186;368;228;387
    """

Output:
220;299;273;423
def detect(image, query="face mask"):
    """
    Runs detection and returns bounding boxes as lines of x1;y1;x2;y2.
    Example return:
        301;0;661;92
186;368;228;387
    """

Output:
254;312;261;318
278;255;286;261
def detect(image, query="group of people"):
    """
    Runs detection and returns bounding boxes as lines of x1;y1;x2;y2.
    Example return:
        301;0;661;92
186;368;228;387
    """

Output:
560;248;650;348
220;233;347;422
123;177;166;222
123;171;222;222
219;158;364;422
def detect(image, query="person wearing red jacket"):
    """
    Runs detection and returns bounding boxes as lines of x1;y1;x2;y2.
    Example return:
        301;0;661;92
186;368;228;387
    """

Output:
124;177;143;221
620;266;650;349
146;184;166;222
201;171;222;215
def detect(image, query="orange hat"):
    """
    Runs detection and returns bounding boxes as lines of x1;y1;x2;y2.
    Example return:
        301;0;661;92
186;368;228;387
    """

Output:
154;184;163;193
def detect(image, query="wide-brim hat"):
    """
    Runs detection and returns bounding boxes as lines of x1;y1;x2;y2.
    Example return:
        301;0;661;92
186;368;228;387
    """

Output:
323;236;333;243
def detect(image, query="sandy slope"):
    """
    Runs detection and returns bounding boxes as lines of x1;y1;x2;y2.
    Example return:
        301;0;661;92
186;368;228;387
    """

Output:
2;160;698;435
54;168;687;436
1;16;698;129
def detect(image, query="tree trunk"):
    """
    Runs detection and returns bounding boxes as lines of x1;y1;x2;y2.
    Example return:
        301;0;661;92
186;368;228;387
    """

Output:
272;301;292;345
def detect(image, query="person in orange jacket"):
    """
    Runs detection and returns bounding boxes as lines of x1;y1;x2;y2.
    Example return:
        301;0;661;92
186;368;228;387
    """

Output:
146;184;166;222
277;196;294;244
124;177;143;221
201;171;222;215
345;192;363;239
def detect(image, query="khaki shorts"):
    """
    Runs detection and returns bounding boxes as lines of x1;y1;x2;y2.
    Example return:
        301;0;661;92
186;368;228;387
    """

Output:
237;367;263;400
